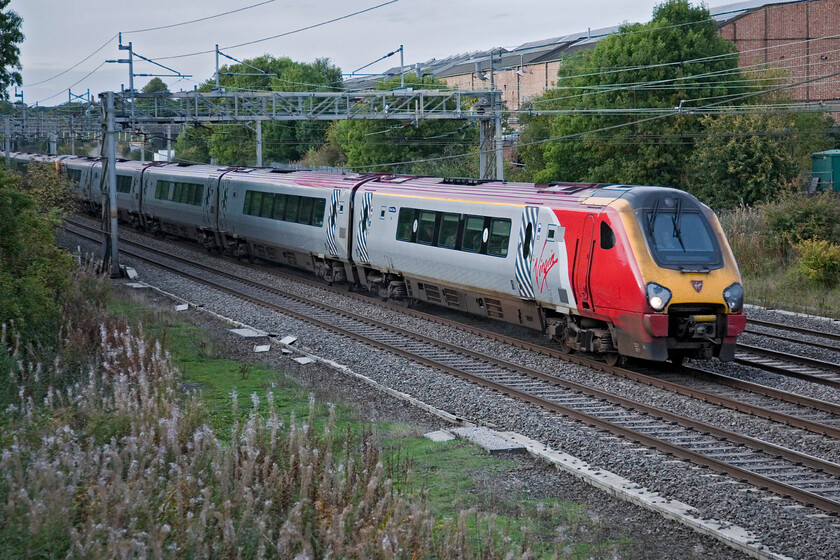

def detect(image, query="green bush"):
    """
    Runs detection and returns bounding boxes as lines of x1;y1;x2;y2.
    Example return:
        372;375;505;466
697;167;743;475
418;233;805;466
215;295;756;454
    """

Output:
796;239;840;286
0;169;74;345
762;191;840;250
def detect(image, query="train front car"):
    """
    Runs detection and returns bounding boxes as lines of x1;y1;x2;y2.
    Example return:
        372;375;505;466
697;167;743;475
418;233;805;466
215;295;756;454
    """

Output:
586;186;746;364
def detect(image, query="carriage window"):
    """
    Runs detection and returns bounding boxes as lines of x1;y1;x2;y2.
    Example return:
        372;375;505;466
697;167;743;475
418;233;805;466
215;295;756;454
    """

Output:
438;213;459;249
248;191;263;214
272;194;287;220
259;192;274;217
312;199;326;227
116;174;133;193
242;190;325;227
155;180;169;200
600;221;615;250
488;218;511;257
396;208;415;241
462;216;485;253
284;195;300;222
298;197;314;225
66;168;82;183
192;184;204;205
417;211;436;245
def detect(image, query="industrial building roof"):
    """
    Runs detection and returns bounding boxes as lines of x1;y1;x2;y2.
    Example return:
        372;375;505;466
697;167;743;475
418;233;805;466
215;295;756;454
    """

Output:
343;0;808;90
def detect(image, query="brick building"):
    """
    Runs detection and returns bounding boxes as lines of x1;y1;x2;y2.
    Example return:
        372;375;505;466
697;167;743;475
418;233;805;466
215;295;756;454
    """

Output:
719;0;840;102
346;0;840;111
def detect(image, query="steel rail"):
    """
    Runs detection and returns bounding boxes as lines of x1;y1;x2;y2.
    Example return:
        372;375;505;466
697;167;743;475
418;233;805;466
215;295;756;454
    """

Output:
63;221;840;514
748;318;840;344
65;218;840;436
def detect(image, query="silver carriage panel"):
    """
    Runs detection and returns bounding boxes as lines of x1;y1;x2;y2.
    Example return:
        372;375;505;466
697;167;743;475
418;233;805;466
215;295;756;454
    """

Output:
141;167;212;238
220;178;340;258
357;192;521;298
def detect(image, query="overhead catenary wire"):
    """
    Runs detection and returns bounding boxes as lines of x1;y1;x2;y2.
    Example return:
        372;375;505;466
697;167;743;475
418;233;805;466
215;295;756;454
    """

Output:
122;0;276;34
153;0;400;61
353;64;840;171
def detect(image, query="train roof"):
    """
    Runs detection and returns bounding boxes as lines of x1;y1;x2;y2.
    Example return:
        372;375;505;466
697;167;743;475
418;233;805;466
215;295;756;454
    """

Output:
359;175;689;210
97;156;695;210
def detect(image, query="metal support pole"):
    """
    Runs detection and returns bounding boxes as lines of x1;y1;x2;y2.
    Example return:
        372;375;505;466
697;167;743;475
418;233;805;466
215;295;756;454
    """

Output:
166;125;172;160
400;45;404;89
140;132;145;162
215;44;220;90
101;92;121;278
479;119;490;179
495;112;504;181
256;120;262;166
49;132;57;155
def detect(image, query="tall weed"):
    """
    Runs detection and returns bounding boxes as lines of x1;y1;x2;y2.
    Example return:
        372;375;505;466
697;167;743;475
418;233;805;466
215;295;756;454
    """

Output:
1;310;535;559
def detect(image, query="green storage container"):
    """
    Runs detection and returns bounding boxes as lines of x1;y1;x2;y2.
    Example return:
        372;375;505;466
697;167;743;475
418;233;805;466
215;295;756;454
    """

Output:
811;149;840;192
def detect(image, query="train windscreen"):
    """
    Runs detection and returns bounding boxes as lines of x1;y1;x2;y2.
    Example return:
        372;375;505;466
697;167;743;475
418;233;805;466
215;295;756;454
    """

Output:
641;197;723;271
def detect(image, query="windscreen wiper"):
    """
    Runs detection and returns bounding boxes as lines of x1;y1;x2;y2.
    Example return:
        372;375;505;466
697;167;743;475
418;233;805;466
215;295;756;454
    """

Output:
648;200;660;234
672;198;685;250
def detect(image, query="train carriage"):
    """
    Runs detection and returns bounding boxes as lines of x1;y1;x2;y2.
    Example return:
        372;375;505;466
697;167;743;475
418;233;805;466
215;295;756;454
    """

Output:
140;163;221;242
217;169;357;280
351;177;745;363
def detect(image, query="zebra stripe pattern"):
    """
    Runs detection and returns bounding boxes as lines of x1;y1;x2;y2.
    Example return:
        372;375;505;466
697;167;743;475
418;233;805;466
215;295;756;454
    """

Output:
325;189;341;256
515;206;538;300
355;192;374;263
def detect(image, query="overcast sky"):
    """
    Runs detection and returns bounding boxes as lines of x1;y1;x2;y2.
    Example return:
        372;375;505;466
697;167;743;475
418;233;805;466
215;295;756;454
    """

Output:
9;0;739;107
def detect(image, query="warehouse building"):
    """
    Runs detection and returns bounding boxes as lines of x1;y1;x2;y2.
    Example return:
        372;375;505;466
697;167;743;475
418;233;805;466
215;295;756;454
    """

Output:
347;0;840;111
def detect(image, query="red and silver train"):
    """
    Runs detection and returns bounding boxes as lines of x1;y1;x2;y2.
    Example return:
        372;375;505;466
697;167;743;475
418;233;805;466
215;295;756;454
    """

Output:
7;152;746;364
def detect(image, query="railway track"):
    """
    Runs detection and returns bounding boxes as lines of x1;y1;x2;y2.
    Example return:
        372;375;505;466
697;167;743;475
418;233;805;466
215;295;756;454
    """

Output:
63;219;840;515
734;343;840;390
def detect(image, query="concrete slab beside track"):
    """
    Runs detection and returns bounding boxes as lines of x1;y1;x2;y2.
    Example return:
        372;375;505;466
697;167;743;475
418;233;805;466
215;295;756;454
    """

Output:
128;279;793;560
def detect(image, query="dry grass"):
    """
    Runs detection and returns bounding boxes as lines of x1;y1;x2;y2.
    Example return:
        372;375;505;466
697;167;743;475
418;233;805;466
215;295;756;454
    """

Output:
1;288;539;559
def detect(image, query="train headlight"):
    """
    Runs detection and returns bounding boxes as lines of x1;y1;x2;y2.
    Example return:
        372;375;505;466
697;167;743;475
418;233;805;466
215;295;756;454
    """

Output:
723;282;743;313
646;282;671;312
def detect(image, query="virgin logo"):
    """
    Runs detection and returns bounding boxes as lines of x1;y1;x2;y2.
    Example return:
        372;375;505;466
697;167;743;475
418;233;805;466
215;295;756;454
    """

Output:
691;280;703;293
534;240;558;293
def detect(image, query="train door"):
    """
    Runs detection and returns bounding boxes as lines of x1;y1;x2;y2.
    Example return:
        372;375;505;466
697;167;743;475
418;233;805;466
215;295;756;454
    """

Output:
324;188;347;258
573;214;596;311
202;173;223;230
515;206;539;300
518;206;576;309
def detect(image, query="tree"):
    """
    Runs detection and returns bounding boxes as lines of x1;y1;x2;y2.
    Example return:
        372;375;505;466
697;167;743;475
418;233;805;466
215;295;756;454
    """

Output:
174;124;212;164
518;0;745;189
0;168;73;343
0;1;22;100
329;74;478;174
689;111;833;209
142;77;169;94
177;56;343;165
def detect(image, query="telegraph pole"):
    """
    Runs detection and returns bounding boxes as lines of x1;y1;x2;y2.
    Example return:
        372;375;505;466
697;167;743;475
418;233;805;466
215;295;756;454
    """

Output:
100;92;121;278
14;88;24;144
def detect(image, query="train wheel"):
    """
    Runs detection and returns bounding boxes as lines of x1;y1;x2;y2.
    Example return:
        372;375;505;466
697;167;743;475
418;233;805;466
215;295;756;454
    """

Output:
604;352;625;367
558;340;573;354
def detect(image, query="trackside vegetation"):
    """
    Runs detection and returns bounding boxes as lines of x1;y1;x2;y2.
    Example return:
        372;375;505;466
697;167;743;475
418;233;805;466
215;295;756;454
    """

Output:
720;191;840;315
1;167;634;558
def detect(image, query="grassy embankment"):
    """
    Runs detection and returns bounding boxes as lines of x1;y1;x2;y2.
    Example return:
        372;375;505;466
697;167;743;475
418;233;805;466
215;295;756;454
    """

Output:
0;272;630;559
